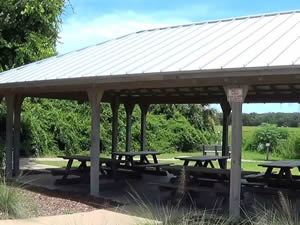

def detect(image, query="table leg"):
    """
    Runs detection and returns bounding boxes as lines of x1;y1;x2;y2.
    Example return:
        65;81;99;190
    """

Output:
78;161;88;172
184;160;190;166
279;168;293;182
152;155;158;164
141;155;150;164
264;167;273;178
129;156;135;167
152;155;160;171
62;159;73;180
218;159;225;169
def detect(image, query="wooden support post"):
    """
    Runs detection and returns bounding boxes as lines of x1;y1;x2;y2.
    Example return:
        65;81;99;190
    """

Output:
124;103;134;152
13;96;24;177
5;95;15;178
220;102;231;169
88;89;103;197
139;103;149;151
111;95;120;154
224;85;248;223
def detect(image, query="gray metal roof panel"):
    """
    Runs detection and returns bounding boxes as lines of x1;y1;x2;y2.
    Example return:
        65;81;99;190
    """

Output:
0;10;300;85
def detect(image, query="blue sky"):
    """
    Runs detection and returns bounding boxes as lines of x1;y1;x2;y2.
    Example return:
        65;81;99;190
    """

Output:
57;0;300;113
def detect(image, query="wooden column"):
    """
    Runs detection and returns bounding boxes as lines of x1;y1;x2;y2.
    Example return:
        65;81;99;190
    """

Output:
224;86;248;223
5;95;15;178
111;95;120;154
220;102;231;169
124;103;134;152
88;89;103;197
13;96;24;177
139;104;149;151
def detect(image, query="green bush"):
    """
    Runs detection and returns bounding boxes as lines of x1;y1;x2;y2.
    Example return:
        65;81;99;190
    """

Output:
277;135;300;159
245;124;289;153
0;99;219;156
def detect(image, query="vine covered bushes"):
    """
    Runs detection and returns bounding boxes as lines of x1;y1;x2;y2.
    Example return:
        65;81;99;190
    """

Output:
0;99;220;157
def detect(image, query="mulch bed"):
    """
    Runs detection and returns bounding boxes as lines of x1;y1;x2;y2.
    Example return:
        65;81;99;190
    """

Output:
20;186;121;217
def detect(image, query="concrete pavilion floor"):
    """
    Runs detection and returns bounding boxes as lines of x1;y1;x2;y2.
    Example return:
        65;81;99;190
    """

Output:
14;160;300;220
15;169;285;211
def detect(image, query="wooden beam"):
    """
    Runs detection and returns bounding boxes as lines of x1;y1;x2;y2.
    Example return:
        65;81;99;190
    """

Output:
13;95;24;177
124;102;135;152
110;95;120;154
5;95;15;178
224;85;248;223
220;101;231;169
139;103;150;151
88;89;103;197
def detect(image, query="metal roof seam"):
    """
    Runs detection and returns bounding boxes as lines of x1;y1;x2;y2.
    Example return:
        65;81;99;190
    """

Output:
128;21;223;74
243;12;296;67
103;25;192;75
197;16;264;69
159;20;236;72
178;18;249;70
220;13;281;68
268;31;300;66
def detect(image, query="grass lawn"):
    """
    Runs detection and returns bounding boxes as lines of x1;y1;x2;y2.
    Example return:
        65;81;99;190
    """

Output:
35;159;300;174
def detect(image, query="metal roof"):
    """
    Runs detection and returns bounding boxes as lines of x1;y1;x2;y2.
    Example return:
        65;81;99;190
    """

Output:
1;10;300;86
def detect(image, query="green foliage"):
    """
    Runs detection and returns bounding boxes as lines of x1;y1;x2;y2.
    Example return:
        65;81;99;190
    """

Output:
245;124;288;153
0;99;220;157
151;104;217;131
146;112;217;153
0;0;69;71
277;135;300;159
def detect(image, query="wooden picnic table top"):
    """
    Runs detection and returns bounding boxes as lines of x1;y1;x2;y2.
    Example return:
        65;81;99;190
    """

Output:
258;160;300;168
112;151;161;156
175;155;229;161
57;155;117;163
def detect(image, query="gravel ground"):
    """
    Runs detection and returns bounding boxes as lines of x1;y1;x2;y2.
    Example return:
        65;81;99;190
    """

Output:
20;186;120;217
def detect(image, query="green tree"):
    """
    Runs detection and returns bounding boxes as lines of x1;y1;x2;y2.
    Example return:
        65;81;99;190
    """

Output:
0;0;68;71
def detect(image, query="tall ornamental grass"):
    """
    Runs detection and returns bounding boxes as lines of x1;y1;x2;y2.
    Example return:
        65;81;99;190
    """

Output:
0;180;32;219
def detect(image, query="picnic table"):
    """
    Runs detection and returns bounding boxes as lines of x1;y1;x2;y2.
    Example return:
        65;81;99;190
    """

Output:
175;155;229;169
51;155;120;183
245;160;300;188
112;151;170;175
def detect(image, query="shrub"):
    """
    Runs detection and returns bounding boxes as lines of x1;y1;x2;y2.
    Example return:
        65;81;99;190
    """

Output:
277;135;300;159
245;124;288;153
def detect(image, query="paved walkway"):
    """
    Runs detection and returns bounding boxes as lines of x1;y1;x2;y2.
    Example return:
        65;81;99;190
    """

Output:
20;158;59;170
0;209;158;225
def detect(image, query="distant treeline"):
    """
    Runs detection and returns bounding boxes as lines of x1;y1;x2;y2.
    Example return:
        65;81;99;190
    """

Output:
216;112;300;127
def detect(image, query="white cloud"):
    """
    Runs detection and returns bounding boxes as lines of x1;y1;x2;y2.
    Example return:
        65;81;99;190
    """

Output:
57;10;191;54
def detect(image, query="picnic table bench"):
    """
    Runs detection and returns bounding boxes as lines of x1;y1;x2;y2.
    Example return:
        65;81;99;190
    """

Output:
201;145;231;156
153;165;259;205
52;152;171;184
112;151;171;175
51;155;123;183
163;165;257;181
245;160;300;188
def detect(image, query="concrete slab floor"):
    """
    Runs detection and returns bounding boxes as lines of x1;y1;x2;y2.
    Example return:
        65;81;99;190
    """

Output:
14;170;300;222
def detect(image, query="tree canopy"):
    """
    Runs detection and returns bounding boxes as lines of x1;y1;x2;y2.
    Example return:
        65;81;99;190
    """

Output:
0;0;67;71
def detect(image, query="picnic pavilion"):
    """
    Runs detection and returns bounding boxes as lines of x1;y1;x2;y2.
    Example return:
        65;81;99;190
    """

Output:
0;10;300;221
